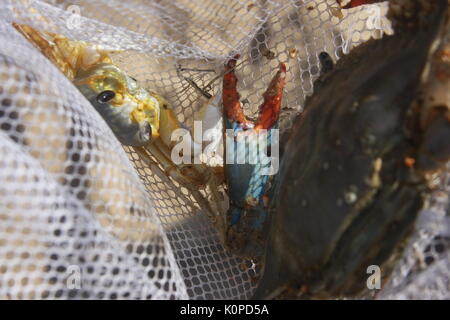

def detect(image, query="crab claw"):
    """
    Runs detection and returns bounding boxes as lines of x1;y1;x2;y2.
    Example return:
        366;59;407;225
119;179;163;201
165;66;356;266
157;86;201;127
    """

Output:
223;54;251;126
222;55;286;257
223;55;286;129
255;63;286;130
338;0;386;9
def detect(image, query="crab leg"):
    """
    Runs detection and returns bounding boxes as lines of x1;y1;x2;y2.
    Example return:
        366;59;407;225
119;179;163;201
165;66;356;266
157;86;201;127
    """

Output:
134;146;215;217
222;55;286;257
338;0;386;9
13;22;228;242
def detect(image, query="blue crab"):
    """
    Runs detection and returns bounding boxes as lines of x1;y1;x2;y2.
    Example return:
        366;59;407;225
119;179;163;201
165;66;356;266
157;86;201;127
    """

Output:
12;23;225;223
252;0;450;298
222;55;286;257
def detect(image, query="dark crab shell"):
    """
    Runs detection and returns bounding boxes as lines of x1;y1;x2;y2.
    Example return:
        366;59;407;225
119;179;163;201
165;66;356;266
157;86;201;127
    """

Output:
253;0;449;299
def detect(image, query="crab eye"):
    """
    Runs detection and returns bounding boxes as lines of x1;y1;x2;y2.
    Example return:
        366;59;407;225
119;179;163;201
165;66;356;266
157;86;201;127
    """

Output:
318;52;334;74
138;121;152;144
97;90;116;104
144;121;152;138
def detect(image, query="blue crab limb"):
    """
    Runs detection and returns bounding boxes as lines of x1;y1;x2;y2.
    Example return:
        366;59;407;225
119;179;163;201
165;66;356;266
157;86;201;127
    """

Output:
222;55;286;257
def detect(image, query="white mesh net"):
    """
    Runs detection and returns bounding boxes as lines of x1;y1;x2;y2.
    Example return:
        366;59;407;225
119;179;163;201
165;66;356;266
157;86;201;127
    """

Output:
0;0;448;300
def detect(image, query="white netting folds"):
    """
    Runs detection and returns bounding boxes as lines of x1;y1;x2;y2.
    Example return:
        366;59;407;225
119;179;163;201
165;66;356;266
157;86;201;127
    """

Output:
0;0;448;299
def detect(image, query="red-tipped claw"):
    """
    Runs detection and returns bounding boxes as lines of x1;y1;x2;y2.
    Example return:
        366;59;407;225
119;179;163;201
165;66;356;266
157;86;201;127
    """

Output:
254;63;286;130
338;0;385;9
222;55;286;130
223;55;249;125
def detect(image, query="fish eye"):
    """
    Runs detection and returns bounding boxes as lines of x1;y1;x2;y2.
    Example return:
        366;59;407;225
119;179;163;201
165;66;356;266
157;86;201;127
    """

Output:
96;90;116;104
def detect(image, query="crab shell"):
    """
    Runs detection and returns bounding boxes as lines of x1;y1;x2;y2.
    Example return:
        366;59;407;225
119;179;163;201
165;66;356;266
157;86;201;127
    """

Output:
253;0;449;299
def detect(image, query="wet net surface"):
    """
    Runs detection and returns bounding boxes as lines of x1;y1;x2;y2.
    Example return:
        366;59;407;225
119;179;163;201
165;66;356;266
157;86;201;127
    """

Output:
0;0;448;299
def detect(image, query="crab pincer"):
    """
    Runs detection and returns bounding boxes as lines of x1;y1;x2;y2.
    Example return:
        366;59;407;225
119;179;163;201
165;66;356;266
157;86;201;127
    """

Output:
253;0;450;299
222;54;286;257
338;0;385;9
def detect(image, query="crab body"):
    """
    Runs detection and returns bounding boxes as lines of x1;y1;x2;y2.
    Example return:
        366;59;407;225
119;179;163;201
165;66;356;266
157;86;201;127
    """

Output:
12;23;221;219
253;0;450;299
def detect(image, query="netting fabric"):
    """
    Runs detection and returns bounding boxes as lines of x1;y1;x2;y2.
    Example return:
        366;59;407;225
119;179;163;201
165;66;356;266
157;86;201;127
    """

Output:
0;0;448;299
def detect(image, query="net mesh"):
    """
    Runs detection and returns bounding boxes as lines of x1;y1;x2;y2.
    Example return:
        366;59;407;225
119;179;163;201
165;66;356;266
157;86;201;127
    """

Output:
0;0;448;300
